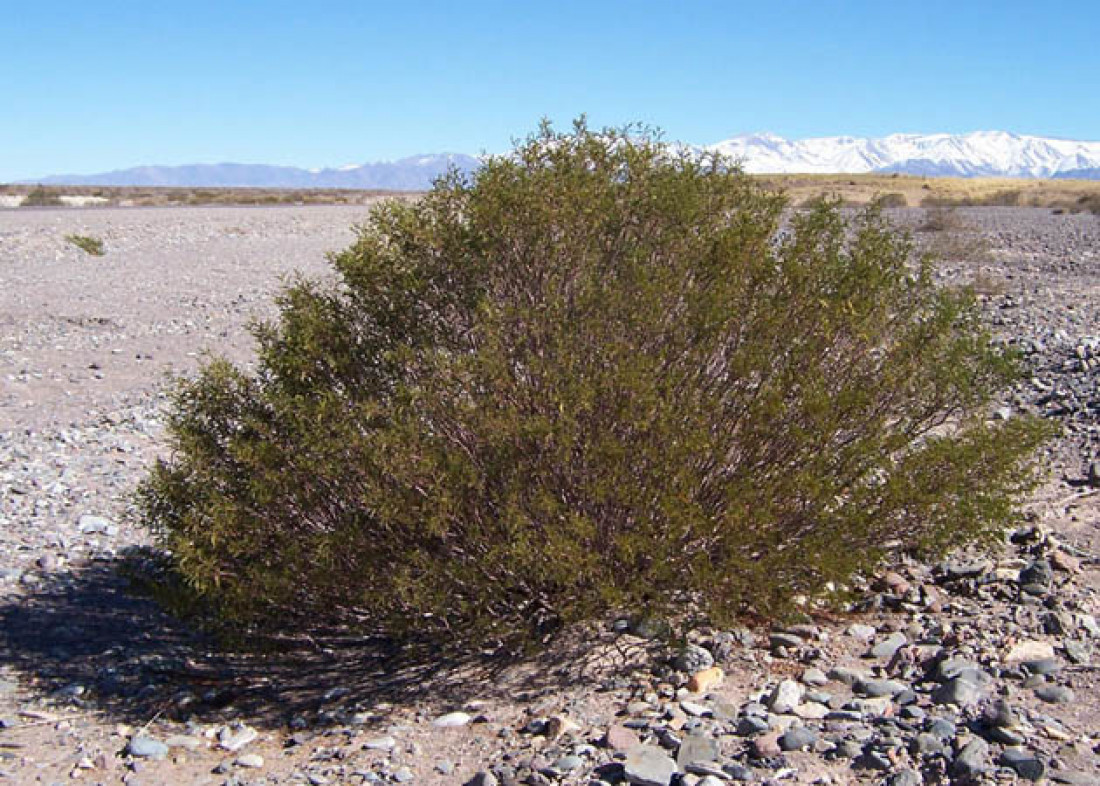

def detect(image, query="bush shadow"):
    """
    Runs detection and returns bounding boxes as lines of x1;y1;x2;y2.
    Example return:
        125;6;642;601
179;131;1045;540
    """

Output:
0;550;658;730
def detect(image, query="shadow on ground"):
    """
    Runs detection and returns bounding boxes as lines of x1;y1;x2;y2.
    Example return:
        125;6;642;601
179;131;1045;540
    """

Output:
0;551;655;730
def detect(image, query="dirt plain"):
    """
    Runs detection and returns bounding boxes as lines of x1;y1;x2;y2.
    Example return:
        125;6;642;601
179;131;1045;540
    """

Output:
0;203;1098;785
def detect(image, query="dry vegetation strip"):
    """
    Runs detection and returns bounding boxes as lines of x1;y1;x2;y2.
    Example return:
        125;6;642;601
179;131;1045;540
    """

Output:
2;175;1100;210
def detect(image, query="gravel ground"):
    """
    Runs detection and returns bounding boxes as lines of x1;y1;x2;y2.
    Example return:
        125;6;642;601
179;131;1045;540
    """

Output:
0;204;1097;786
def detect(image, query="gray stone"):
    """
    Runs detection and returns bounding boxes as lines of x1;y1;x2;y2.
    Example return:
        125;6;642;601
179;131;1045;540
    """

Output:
855;678;907;697
465;772;498;786
778;726;816;751
217;724;258;752
677;735;719;770
736;715;770;736
722;762;756;780
392;767;414;783
1034;684;1074;703
624;745;678;786
987;726;1026;746
1020;559;1053;589
951;736;990;779
834;740;863;759
886;770;923;786
433;710;473;727
869;632;907;660
126;736;168;760
674;644;714;674
1063;639;1090;664
826;666;866;685
982;698;1017;728
926;718;956;739
767;679;803;714
236;754;264;769
1000;748;1045;781
932;676;985;706
1022;657;1061;675
769;633;803;651
910;733;944;757
801;668;828;686
363;735;396;751
942;560;990;581
684;761;726;778
553;755;583;772
847;623;878;641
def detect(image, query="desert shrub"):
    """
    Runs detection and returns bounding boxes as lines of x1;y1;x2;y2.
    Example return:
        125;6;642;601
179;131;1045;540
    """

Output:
138;121;1051;649
1075;194;1100;215
919;205;965;232
918;207;993;263
873;192;907;208
64;234;105;256
22;186;63;207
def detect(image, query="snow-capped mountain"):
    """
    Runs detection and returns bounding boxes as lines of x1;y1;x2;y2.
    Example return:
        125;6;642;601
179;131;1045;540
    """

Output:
706;131;1100;178
22;132;1100;187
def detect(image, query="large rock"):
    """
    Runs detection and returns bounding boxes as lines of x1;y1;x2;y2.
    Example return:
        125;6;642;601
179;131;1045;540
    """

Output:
624;745;678;786
676;735;719;770
126;736;168;760
933;676;986;706
767;679;803;714
951;736;990;779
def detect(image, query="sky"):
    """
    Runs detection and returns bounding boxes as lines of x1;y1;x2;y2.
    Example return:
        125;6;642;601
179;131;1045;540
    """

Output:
3;0;1098;181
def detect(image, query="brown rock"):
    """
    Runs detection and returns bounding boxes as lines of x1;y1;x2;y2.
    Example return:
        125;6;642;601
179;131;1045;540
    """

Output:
687;666;724;694
1051;550;1081;574
752;731;782;758
605;724;642;751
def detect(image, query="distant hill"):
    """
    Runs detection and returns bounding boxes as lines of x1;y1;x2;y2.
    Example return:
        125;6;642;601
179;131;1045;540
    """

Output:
29;154;481;191
22;132;1100;187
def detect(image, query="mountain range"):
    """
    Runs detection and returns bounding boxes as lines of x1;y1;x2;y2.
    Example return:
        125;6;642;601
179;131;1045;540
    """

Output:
24;132;1100;189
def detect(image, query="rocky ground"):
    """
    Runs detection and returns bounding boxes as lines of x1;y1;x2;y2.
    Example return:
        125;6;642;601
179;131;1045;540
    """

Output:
0;205;1097;785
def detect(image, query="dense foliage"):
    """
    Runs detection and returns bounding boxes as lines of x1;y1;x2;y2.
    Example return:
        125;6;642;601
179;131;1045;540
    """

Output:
138;121;1051;647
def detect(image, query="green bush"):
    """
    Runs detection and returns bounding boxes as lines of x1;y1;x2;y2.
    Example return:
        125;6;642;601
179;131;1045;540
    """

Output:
138;121;1051;648
872;192;908;208
65;234;106;256
22;185;63;207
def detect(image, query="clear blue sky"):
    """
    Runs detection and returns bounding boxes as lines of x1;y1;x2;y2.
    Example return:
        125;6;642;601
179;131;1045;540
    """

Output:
3;0;1097;181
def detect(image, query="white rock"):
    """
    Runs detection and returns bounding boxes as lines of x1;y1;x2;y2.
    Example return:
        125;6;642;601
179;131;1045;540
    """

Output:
432;711;473;728
767;679;803;714
1005;640;1056;663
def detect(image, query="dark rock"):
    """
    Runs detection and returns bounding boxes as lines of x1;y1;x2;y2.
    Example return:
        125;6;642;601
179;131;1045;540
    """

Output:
1000;747;1045;781
951;737;990;780
779;727;817;752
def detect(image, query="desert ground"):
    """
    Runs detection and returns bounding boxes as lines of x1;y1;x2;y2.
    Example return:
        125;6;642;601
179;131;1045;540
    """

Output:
0;202;1098;785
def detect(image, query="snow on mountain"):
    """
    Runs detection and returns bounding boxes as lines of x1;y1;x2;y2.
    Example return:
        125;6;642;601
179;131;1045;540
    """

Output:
22;133;1100;188
706;131;1100;178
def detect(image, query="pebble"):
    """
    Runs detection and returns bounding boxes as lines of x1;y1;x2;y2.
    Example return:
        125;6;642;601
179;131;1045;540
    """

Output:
235;753;264;768
126;736;168;760
869;631;907;659
432;711;473;728
217;724;258;752
363;735;397;751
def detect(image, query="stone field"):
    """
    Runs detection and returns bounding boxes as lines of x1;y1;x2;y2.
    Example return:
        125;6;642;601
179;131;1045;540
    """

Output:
0;204;1098;785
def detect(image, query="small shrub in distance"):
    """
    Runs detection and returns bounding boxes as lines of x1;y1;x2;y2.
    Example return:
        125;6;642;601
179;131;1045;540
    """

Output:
137;121;1052;649
64;234;106;256
872;192;907;208
22;186;63;207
